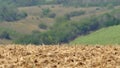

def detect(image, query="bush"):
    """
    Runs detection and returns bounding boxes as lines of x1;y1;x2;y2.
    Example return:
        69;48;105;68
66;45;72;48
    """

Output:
96;8;101;10
0;27;21;40
16;12;27;20
41;8;56;18
0;4;27;22
0;31;10;39
14;34;41;45
48;13;56;18
32;30;41;34
41;8;51;16
39;23;47;29
65;11;85;18
55;16;70;23
107;4;114;9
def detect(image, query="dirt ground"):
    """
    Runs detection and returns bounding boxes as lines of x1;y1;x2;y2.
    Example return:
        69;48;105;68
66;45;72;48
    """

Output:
0;44;120;68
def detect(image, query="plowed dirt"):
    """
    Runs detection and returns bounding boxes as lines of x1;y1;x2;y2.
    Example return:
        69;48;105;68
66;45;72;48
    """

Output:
0;45;120;68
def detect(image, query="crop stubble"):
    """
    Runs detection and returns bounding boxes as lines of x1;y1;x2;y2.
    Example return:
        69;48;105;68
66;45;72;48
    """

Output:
0;45;119;68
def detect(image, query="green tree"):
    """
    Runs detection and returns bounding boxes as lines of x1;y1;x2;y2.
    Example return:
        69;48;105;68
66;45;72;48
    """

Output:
14;34;41;45
42;8;51;16
0;4;27;22
0;31;10;39
39;23;48;29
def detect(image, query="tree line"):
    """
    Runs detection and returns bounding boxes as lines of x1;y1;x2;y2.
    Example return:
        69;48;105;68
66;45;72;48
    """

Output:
1;0;120;7
0;1;27;22
55;0;120;7
14;12;120;45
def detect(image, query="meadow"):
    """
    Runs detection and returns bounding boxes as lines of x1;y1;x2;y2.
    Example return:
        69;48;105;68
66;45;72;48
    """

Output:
71;25;120;45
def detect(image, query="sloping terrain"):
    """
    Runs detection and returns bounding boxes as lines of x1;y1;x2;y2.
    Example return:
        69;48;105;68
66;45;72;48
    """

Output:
0;45;120;68
71;25;120;45
0;5;106;34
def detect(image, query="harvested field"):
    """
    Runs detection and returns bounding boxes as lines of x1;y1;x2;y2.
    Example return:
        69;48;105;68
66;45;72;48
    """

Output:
0;45;120;68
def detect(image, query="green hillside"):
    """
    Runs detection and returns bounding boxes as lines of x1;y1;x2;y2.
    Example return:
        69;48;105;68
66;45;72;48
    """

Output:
0;0;120;45
71;25;120;45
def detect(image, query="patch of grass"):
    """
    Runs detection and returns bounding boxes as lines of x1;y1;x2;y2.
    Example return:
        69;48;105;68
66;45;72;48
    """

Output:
71;25;120;45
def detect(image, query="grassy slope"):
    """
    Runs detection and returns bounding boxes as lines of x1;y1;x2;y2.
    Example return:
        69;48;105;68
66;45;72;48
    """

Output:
0;5;106;34
0;5;109;44
71;25;120;45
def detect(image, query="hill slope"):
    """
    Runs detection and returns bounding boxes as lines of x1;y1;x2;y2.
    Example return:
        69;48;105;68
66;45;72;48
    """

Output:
0;5;107;34
71;25;120;45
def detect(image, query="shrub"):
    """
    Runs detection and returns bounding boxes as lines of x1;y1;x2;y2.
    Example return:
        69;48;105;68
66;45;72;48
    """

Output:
107;4;114;9
48;13;56;18
14;34;41;45
39;23;47;29
42;8;51;16
0;4;27;22
96;8;101;10
55;16;70;23
65;11;85;18
41;8;56;18
0;31;10;39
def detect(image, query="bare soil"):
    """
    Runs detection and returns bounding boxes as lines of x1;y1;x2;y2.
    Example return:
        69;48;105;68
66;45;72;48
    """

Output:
0;45;120;68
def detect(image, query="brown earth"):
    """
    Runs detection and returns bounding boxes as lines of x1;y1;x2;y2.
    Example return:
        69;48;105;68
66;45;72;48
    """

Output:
0;45;120;68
